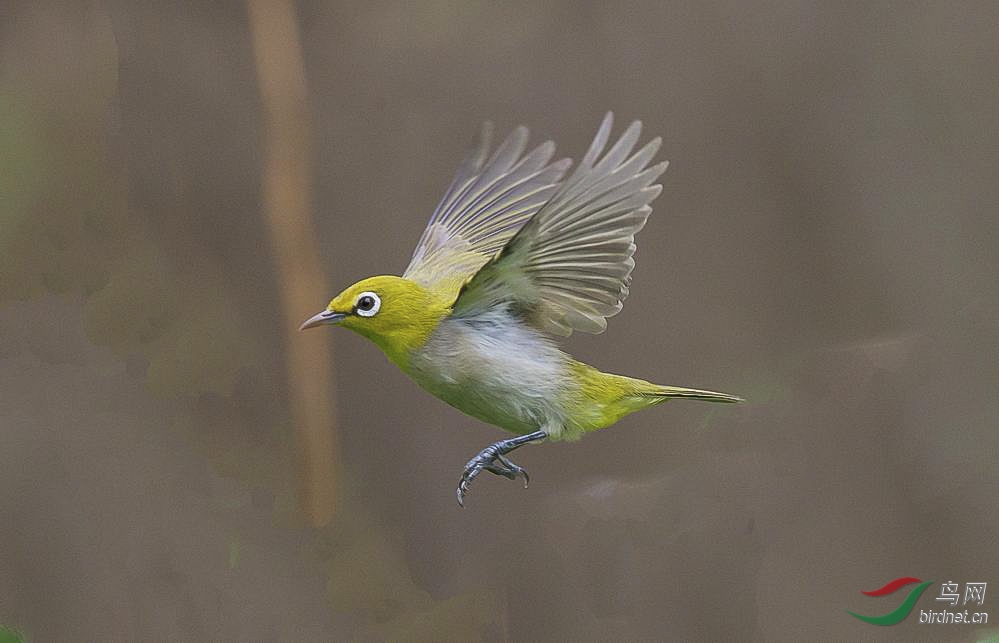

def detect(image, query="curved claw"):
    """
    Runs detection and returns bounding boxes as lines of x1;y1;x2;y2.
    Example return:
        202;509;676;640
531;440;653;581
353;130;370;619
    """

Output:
496;454;530;488
454;431;546;505
456;467;480;507
455;451;534;506
457;472;478;507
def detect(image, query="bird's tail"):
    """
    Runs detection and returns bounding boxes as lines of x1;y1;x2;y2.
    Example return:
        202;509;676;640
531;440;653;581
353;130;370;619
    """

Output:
647;385;744;404
565;363;743;436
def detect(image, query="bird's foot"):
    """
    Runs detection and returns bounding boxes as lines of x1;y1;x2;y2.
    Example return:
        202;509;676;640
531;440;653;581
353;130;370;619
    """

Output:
493;454;530;487
456;446;529;507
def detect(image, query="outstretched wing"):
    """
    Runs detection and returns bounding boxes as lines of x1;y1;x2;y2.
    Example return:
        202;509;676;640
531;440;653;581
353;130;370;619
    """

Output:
452;113;667;336
403;123;571;297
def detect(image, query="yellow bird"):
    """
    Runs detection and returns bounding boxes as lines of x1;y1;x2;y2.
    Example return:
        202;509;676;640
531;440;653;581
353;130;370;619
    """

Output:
301;114;742;505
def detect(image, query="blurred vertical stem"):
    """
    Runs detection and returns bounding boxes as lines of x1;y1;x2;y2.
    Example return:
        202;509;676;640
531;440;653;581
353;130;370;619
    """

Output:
247;0;338;526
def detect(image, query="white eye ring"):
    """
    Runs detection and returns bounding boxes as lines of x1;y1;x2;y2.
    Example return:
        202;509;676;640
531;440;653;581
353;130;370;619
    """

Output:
355;291;381;317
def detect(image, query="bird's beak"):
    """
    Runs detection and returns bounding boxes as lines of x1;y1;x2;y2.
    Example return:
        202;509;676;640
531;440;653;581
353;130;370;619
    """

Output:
299;310;347;331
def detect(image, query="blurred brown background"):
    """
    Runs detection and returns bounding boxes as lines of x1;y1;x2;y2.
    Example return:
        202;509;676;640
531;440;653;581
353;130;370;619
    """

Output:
1;2;998;641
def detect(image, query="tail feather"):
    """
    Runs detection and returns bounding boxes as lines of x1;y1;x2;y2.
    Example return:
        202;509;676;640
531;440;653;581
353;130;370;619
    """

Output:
565;362;742;436
649;385;744;404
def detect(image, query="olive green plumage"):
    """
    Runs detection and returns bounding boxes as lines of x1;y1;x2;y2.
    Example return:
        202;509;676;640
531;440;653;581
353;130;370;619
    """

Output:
301;113;741;501
565;361;742;435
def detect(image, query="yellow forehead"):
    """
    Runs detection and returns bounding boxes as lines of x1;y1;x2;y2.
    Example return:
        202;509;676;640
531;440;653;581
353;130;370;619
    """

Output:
327;275;413;312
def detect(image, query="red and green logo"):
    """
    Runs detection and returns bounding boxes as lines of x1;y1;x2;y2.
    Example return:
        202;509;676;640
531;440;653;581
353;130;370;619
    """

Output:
846;577;934;625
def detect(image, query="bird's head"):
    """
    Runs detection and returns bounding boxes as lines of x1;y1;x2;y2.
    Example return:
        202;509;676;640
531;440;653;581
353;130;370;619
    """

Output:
300;275;450;366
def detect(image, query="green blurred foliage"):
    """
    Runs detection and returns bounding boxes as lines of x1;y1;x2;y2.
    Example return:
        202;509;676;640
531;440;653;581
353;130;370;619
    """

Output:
0;624;25;643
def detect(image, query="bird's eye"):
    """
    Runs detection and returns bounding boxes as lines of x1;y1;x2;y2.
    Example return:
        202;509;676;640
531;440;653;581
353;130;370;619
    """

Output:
355;291;381;317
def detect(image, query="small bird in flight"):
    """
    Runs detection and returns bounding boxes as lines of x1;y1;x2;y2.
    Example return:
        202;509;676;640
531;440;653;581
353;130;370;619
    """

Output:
301;113;742;506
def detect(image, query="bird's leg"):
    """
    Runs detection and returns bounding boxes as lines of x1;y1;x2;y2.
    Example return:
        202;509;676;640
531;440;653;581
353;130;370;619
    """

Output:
457;430;547;506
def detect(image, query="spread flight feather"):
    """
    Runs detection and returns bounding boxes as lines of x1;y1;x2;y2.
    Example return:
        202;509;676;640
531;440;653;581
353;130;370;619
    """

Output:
405;112;668;336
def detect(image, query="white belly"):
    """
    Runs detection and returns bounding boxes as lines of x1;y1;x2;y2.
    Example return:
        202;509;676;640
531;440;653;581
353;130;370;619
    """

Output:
406;312;571;434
